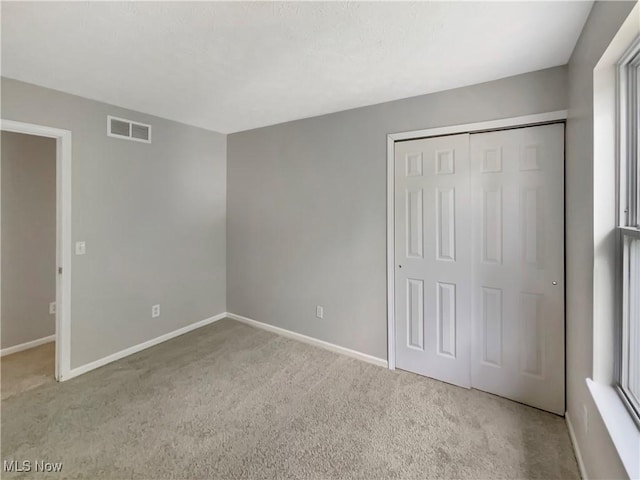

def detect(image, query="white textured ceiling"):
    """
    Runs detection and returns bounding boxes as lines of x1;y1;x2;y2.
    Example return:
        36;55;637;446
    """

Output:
2;1;592;134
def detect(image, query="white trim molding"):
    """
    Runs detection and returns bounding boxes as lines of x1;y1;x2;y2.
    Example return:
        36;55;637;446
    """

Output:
587;379;640;479
1;119;72;382
566;410;588;480
226;313;388;368
386;111;567;372
387;110;568;142
1;335;56;357
387;135;396;370
65;313;227;380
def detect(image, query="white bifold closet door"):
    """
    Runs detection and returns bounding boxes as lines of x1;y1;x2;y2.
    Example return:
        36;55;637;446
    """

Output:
394;123;565;415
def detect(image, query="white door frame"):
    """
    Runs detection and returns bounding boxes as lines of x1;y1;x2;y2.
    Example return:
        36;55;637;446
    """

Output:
386;110;568;370
1;119;72;381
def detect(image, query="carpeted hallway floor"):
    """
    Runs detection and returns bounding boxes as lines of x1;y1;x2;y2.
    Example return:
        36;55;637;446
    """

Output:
1;318;580;479
1;341;56;401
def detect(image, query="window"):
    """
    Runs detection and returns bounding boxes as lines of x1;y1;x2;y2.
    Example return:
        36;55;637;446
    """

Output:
618;36;640;426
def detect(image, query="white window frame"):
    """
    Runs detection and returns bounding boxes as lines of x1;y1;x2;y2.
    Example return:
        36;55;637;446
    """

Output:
616;35;640;427
589;10;640;478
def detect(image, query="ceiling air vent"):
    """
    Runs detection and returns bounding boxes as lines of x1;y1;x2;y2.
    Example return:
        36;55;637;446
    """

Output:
107;116;151;143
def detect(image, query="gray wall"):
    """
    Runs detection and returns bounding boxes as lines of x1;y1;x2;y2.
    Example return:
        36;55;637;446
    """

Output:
1;78;227;369
565;2;636;479
1;131;56;349
227;66;568;360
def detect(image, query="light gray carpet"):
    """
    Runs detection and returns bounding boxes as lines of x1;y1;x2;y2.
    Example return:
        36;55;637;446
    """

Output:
1;318;579;479
1;342;55;401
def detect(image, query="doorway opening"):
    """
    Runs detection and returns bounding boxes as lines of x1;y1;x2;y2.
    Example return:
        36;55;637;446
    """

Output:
0;120;72;388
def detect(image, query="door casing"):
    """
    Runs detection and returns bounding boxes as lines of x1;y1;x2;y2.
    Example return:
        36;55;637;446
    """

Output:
0;119;73;381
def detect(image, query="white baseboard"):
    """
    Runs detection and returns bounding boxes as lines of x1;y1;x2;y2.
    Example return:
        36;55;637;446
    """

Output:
226;312;388;368
1;334;56;357
63;313;227;381
62;312;387;381
566;410;588;480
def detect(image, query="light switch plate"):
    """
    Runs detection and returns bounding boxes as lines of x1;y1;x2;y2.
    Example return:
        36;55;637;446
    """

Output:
49;302;56;315
75;241;86;255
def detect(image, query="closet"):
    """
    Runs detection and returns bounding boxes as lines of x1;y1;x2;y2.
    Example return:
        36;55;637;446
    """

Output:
394;123;564;415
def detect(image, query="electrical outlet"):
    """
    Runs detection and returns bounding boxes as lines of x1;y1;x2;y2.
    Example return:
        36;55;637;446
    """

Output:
316;305;324;319
152;304;160;318
583;404;589;433
49;302;56;315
